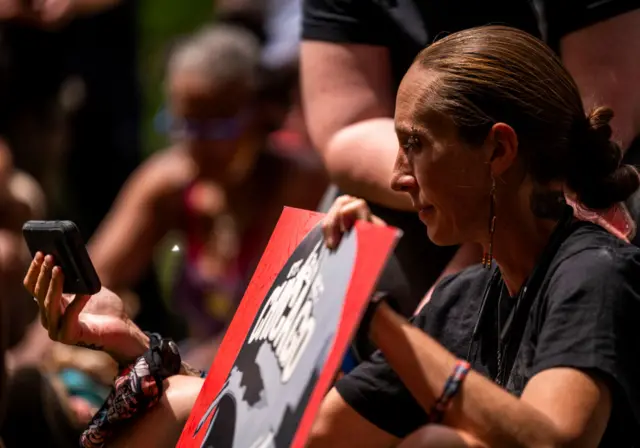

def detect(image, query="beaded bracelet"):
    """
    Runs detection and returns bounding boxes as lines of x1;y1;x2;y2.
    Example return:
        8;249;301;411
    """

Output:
429;359;471;424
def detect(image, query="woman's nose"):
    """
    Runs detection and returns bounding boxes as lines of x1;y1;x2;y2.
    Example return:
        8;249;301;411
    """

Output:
391;151;417;192
390;172;417;192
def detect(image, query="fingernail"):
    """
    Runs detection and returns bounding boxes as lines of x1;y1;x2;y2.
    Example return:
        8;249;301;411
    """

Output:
326;236;334;248
44;255;53;266
35;252;43;262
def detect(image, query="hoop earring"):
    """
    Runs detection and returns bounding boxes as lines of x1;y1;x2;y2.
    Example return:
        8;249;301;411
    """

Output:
482;176;496;268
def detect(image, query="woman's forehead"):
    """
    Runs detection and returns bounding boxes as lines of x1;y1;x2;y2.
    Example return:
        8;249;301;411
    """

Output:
395;67;439;124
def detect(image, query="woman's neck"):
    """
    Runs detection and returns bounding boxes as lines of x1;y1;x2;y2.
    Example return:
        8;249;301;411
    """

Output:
489;193;562;296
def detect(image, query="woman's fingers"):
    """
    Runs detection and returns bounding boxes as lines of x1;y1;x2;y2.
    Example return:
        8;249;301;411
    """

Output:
323;195;353;249
322;195;381;250
23;251;44;295
370;215;387;227
46;266;64;340
339;198;371;231
34;254;55;328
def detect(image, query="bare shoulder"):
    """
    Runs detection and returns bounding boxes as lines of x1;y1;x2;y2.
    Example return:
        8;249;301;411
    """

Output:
8;169;46;221
127;148;194;203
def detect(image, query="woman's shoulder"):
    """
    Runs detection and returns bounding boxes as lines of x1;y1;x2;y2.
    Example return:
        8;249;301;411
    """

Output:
415;265;491;322
553;222;640;275
546;222;640;305
434;265;493;301
130;148;195;199
411;264;491;357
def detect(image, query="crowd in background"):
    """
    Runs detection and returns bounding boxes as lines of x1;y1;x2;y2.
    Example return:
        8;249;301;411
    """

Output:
0;0;326;444
0;0;638;446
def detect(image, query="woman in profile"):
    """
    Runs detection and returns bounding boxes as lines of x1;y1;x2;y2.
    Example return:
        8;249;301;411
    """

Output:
24;26;640;447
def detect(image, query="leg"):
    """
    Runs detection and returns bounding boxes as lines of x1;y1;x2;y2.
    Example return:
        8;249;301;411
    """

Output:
111;375;204;448
398;425;487;448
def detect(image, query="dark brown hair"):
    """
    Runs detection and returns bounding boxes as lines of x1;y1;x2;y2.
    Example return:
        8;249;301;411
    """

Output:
413;25;639;210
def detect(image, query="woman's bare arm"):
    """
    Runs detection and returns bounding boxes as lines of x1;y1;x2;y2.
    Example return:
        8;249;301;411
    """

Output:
309;306;611;448
370;304;610;448
89;152;185;292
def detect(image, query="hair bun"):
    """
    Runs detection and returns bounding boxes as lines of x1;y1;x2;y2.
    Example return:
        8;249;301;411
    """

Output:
567;107;640;209
583;165;640;209
587;106;614;141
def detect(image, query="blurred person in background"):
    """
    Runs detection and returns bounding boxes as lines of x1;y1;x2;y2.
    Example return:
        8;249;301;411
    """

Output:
89;24;325;371
0;139;71;447
535;1;640;246
0;138;114;448
300;0;541;313
0;0;171;337
0;140;45;348
1;342;118;448
0;0;140;235
217;0;324;170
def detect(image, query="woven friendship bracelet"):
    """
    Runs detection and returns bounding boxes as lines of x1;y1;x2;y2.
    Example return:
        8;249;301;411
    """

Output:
79;333;181;448
429;359;471;423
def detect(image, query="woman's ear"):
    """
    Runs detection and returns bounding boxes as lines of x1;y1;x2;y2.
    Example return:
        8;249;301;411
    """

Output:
487;122;519;176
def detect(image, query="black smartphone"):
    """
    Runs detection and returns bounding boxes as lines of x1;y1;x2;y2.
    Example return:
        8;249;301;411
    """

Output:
22;220;101;295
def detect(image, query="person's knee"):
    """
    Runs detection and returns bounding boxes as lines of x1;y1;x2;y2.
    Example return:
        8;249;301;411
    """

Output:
110;375;204;448
162;374;204;422
398;425;487;448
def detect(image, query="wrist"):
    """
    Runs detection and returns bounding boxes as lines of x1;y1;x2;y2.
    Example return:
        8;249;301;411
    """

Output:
107;322;150;366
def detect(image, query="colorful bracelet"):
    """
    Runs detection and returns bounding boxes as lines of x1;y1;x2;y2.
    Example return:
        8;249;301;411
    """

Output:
429;359;471;423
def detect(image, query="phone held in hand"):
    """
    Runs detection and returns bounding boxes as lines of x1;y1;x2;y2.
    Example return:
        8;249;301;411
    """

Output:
22;220;102;295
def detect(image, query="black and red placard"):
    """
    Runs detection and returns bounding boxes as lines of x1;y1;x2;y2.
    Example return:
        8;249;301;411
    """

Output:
178;207;400;448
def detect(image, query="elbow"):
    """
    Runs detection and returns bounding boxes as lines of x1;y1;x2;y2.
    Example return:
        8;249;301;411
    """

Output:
306;417;334;448
323;138;354;187
320;126;363;188
306;116;365;187
527;430;585;448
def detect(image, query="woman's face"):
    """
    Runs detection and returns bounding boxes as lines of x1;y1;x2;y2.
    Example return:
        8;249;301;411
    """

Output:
168;69;254;177
391;67;494;246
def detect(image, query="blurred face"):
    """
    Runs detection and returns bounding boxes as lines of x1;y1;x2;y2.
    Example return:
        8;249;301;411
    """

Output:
391;66;493;246
168;69;253;177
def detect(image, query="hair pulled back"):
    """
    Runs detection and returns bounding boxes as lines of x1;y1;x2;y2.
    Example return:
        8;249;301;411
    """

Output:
413;26;639;210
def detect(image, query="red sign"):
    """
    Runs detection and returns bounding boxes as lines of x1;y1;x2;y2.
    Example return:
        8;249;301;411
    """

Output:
177;207;400;448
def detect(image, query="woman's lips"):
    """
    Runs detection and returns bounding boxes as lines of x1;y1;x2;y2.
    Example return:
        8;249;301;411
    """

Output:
418;205;435;220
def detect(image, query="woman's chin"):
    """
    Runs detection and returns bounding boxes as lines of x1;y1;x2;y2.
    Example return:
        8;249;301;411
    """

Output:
425;225;456;246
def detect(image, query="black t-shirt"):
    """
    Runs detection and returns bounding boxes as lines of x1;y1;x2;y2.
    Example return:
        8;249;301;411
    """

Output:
302;0;541;91
301;0;541;306
336;221;640;446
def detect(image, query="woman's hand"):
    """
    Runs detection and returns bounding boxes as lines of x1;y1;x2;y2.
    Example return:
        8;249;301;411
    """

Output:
23;252;149;365
322;195;386;249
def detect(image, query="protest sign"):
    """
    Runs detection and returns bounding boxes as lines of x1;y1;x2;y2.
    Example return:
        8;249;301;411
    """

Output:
178;207;400;448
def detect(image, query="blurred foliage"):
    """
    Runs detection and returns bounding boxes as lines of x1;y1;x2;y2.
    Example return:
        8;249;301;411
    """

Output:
138;0;215;157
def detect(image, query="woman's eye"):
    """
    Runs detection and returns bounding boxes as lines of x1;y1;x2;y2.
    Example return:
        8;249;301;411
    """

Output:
402;135;420;152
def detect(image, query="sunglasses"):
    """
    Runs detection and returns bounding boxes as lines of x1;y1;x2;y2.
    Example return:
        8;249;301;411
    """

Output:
154;108;250;142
